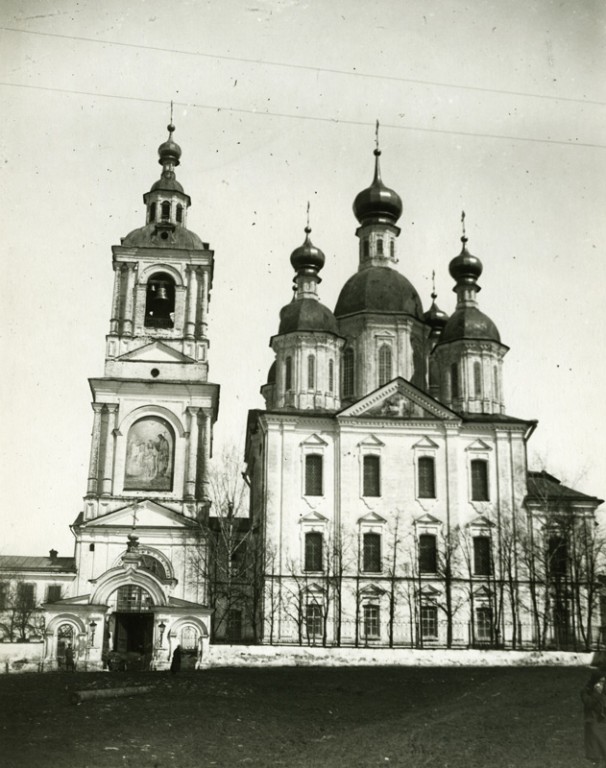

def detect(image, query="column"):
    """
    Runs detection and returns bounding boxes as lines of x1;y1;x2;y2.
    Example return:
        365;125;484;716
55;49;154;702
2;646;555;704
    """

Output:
185;406;200;499
184;266;198;339
86;404;104;496
199;268;209;337
100;404;118;497
121;264;137;336
109;264;122;334
198;410;212;501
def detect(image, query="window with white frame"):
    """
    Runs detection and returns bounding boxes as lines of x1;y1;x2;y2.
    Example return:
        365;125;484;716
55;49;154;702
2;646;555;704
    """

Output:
420;605;438;639
305;602;323;639
304;531;323;572
305;454;323;496
378;344;392;386
419;534;437;574
473;535;492;576
363;455;381;497
362;532;382;573
343;348;354;398
307;354;316;390
417;456;436;499
363;604;380;639
475;606;492;642
470;459;489;501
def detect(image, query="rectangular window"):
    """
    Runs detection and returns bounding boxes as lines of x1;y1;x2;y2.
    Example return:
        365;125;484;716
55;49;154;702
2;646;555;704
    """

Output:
46;585;62;603
475;607;492;642
419;534;437;574
548;535;568;578
305;603;323;639
362;532;381;572
363;604;380;639
305;454;323;496
470;459;489;501
418;456;436;498
473;536;492;576
305;532;323;572
307;354;316;390
363;455;381;497
420;605;438;639
0;583;7;610
17;582;36;610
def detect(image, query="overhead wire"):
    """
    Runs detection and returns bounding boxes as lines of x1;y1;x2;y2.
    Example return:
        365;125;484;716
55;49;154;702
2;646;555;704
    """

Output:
1;25;605;108
1;80;605;150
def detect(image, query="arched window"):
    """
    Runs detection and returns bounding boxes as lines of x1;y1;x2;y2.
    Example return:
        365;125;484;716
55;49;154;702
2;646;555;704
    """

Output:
285;356;293;391
378;344;392;386
149;202;157;223
343;348;354;398
140;554;167;580
328;359;334;393
181;625;198;650
307;354;316;390
124;416;175;492
474;362;482;398
56;623;74;666
115;585;153;612
161;201;171;221
450;363;459;399
377;238;384;255
176;204;183;224
145;272;176;329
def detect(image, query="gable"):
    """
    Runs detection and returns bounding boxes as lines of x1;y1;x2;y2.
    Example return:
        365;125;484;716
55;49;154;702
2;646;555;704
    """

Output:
466;439;493;452
81;500;194;530
117;341;196;364
300;433;329;447
338;378;459;421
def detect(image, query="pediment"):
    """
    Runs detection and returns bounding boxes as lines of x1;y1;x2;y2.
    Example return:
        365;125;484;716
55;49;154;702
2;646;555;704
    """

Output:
467;515;495;529
81;499;194;530
358;434;385;448
339;378;459;421
473;585;493;598
357;511;388;525
418;584;441;597
466;439;492;452
300;433;329;447
117;341;196;364
303;582;326;595
412;436;439;450
360;584;386;597
414;513;442;526
300;510;329;524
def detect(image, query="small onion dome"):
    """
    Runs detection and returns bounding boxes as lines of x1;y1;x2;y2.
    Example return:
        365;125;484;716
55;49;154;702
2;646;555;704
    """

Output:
353;149;402;224
439;306;501;344
122;223;205;249
290;227;325;274
266;361;277;385
449;236;483;284
335;266;423;320
424;297;449;331
158;124;182;167
278;298;339;335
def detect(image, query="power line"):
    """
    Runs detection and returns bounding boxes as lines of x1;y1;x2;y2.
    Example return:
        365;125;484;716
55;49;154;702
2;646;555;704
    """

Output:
2;80;604;150
2;25;605;108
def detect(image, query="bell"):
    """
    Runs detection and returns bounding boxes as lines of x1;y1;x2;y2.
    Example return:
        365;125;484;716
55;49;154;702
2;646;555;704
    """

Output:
155;284;169;302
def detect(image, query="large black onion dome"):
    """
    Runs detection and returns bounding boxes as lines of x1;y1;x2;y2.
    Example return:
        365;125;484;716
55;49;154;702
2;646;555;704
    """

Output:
335;266;423;319
424;297;449;331
353;149;402;224
449;237;483;283
439;306;501;344
278;299;338;335
290;227;325;273
158;124;182;166
122;223;205;249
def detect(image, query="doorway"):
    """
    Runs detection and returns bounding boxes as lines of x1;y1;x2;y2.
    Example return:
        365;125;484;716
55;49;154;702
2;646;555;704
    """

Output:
113;612;154;655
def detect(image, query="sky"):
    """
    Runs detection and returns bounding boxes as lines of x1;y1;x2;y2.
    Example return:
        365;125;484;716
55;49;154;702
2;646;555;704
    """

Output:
1;0;605;556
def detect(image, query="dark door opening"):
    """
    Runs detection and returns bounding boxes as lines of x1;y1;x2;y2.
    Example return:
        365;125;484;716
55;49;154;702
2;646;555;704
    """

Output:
113;612;154;656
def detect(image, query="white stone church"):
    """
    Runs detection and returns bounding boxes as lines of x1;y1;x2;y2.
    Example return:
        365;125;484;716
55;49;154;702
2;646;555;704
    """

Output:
0;125;603;669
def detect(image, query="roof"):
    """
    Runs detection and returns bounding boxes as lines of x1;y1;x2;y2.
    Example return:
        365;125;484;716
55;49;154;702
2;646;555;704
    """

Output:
335;266;423;319
526;471;604;506
0;555;76;574
121;223;206;249
438;305;502;344
277;298;339;335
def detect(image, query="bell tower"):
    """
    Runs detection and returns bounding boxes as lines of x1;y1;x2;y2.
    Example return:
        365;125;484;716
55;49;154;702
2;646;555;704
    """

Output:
82;122;219;522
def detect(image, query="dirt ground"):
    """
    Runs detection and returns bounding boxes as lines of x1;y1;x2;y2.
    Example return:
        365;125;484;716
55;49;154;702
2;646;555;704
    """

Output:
0;665;594;767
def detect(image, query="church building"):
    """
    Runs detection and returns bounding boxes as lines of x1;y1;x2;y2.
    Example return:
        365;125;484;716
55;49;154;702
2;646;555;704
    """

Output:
245;140;604;649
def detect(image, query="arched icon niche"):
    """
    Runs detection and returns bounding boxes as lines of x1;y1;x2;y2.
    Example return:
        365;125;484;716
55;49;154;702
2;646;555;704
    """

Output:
124;416;175;492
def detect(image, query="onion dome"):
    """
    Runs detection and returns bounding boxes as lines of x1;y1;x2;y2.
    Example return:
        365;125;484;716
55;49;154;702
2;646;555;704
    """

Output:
353;148;402;225
424;292;449;332
278;299;338;335
440;306;501;343
449;235;483;285
121;223;205;249
290;226;325;274
335;266;423;319
266;361;277;385
151;176;184;193
158;123;182;167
